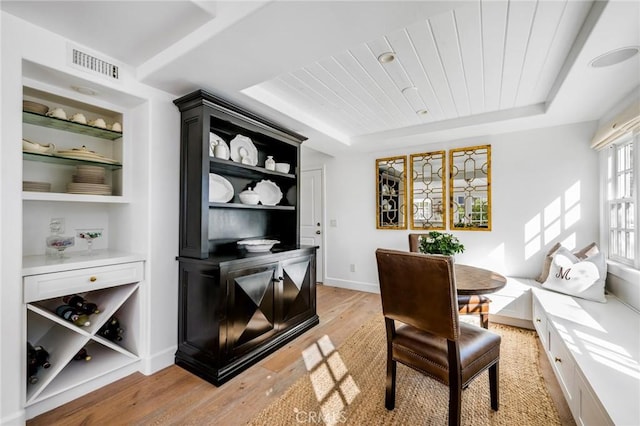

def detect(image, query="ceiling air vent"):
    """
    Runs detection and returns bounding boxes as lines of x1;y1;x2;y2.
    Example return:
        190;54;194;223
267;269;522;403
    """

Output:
70;48;119;80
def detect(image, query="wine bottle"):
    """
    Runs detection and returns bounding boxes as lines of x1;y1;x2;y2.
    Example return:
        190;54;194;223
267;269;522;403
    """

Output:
98;317;124;342
55;305;91;327
73;347;92;362
63;294;100;315
27;342;51;384
27;342;39;384
34;345;51;369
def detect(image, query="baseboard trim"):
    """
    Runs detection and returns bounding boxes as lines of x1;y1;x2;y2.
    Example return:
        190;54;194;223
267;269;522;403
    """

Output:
321;278;379;294
1;408;25;426
140;345;177;375
490;314;534;330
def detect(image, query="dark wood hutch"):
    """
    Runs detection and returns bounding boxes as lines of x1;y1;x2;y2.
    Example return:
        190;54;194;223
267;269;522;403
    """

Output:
173;90;318;385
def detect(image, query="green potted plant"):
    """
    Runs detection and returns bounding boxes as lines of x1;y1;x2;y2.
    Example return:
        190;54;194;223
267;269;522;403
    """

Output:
418;231;465;256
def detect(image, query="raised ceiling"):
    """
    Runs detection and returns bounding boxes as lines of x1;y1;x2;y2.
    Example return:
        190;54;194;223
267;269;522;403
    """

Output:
2;0;639;155
244;1;592;143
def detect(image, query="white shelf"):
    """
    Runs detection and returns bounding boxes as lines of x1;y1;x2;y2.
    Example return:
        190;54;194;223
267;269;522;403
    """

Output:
23;191;127;203
22;250;145;276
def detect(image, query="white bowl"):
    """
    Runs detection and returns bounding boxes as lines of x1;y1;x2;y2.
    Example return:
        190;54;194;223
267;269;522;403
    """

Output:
237;239;280;252
239;189;260;205
275;163;290;173
22;139;55;154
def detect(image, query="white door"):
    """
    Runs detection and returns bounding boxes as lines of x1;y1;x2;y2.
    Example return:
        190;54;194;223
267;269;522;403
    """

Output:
300;168;323;282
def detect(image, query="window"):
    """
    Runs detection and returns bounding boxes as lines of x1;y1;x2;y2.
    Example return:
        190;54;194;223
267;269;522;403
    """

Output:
604;131;639;268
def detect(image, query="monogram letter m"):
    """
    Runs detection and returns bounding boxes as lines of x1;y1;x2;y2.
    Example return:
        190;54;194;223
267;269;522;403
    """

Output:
555;267;572;280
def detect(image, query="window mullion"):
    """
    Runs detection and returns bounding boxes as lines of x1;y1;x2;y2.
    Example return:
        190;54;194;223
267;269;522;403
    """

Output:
633;134;640;268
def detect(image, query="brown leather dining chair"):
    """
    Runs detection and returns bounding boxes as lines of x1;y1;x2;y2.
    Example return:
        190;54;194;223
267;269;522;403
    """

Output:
408;233;491;329
375;249;501;426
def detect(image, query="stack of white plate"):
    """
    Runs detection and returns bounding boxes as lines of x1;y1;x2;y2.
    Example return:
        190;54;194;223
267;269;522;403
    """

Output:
23;181;51;192
67;165;111;195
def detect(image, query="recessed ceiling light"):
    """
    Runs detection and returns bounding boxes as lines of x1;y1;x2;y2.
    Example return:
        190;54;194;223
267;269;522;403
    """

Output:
590;47;639;68
378;52;396;64
71;85;98;96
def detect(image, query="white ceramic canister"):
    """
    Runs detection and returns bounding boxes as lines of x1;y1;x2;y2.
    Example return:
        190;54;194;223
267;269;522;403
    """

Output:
265;156;276;171
214;143;229;160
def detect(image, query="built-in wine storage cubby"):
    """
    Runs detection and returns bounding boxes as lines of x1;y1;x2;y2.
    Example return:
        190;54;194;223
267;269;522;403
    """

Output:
23;256;143;411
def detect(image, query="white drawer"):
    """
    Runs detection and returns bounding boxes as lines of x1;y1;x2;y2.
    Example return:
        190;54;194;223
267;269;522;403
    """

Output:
575;369;613;426
24;261;143;303
549;324;575;405
532;297;548;348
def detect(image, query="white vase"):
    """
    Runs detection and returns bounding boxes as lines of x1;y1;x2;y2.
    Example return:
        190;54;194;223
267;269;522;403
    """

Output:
265;155;276;171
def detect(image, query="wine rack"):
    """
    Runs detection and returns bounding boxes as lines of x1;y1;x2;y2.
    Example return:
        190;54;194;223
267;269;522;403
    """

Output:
24;258;142;409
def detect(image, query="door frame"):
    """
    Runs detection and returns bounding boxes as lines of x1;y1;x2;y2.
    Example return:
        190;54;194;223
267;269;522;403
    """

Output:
301;166;325;283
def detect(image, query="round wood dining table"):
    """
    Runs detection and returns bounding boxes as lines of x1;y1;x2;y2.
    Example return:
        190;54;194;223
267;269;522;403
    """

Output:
454;264;507;295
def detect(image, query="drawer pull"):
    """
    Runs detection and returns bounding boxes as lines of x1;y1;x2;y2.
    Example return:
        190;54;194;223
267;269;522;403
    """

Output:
554;357;562;363
89;276;97;282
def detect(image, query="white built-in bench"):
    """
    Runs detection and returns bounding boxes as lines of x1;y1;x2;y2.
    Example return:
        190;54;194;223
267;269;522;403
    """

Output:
531;288;640;426
487;278;640;425
487;276;540;328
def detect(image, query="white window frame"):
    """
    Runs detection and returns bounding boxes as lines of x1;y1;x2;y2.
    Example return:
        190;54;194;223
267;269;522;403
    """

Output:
600;130;640;271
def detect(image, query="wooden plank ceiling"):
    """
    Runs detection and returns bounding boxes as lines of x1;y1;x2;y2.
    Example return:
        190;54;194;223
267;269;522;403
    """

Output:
249;0;592;140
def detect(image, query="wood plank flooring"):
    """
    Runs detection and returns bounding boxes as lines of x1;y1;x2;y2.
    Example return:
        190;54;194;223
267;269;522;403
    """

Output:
28;285;574;425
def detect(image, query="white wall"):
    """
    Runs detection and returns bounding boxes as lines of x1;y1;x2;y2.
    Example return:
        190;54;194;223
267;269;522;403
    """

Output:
312;121;600;293
1;12;179;424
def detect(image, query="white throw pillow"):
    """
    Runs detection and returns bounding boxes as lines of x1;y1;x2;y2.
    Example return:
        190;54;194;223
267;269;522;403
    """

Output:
542;246;607;303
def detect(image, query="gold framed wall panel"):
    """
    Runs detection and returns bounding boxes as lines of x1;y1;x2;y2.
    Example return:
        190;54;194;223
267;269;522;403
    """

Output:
449;145;491;231
376;156;407;229
410;150;446;230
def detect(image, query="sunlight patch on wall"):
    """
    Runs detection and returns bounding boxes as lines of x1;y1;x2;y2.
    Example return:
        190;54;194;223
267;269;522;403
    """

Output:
525;214;542;241
523;181;582;260
544;197;562;243
525;235;541;260
544;221;562;244
564;182;582;228
561;233;577;250
300;335;360;424
524;214;542;259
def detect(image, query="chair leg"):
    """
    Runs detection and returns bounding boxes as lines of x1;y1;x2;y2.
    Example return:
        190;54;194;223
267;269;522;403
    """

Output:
489;362;499;411
384;318;397;410
448;384;462;426
447;339;462;426
480;312;489;329
385;358;396;410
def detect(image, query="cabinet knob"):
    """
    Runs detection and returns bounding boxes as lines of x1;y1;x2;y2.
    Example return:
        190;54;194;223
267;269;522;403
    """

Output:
535;318;541;322
315;230;321;235
554;357;562;363
89;276;97;282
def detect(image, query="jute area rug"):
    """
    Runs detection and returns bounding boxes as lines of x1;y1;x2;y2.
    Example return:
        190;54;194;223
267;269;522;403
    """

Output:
248;316;561;425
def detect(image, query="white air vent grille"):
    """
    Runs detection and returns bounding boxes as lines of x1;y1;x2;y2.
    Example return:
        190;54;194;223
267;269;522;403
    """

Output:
71;49;119;80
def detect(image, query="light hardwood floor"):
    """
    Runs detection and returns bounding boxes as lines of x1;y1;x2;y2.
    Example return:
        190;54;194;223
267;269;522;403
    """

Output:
28;285;574;425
